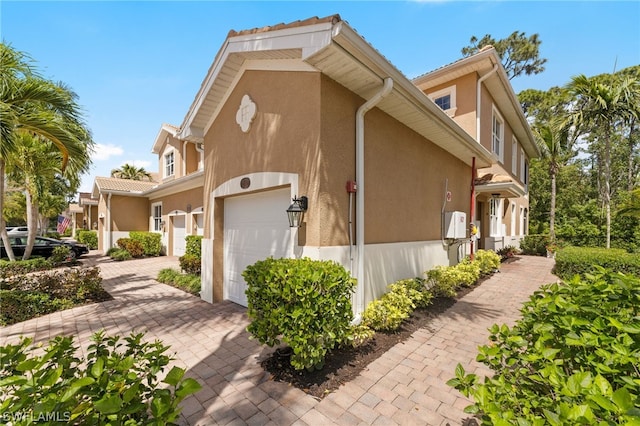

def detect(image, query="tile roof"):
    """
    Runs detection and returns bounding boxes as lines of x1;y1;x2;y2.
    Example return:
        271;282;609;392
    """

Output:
227;14;341;38
94;177;158;194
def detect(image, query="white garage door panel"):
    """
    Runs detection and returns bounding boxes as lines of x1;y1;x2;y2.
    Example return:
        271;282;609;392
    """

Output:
172;215;186;256
224;188;292;306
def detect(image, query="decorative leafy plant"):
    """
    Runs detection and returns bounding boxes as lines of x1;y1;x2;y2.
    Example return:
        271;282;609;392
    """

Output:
244;257;355;371
0;331;201;425
473;250;501;276
116;238;144;258
76;230;98;250
555;246;640;279
129;232;162;257
448;267;640;425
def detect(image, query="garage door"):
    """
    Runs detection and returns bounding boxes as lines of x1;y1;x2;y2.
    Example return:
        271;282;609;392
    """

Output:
172;215;186;256
224;188;292;306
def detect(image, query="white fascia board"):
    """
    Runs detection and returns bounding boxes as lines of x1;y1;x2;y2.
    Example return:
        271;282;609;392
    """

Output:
178;22;334;141
151;124;179;154
144;170;204;199
330;23;494;168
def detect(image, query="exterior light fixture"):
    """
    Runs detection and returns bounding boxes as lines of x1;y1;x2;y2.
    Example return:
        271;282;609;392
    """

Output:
286;196;308;228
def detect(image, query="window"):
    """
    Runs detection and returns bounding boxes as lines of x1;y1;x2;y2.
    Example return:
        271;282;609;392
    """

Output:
524;159;529;192
519;206;525;236
492;107;504;163
489;197;503;237
428;85;457;116
152;203;162;232
164;151;174;177
510;202;516;236
512;137;518;176
520;148;525;181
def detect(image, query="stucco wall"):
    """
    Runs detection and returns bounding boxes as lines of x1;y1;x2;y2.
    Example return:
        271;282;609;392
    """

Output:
110;196;149;232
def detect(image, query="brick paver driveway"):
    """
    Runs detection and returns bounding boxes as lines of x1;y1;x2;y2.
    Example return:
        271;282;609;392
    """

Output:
1;253;557;425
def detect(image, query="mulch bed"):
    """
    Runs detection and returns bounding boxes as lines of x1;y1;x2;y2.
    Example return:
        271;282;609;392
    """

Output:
259;259;517;399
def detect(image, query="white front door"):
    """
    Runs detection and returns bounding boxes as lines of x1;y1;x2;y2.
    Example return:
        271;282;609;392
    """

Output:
172;215;186;256
224;188;292;307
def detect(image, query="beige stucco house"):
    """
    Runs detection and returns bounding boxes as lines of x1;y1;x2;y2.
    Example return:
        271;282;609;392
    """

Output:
169;14;538;315
90;123;204;255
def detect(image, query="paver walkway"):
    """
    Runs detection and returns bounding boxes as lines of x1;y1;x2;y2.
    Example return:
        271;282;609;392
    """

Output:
1;253;557;425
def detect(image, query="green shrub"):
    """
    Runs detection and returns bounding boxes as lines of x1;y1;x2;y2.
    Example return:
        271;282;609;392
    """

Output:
456;259;481;286
448;268;640;425
362;292;412;331
426;265;458;298
0;267;106;325
0;331;201;425
130;231;162;256
555;246;640;279
156;268;200;295
179;254;201;275
116;238;145;258
185;235;202;257
0;257;52;278
388;278;433;309
347;324;375;348
109;249;132;261
244;257;355;371
77;230;98;249
473;250;501;276
496;245;518;260
49;245;73;265
105;247;120;256
520;234;552;256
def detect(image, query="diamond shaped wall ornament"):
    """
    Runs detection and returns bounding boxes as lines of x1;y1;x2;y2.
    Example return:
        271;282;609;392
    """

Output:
236;94;257;133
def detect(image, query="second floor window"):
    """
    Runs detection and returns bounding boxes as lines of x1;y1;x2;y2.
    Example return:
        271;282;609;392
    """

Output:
492;108;504;163
428;85;456;116
434;94;451;110
164;151;174;177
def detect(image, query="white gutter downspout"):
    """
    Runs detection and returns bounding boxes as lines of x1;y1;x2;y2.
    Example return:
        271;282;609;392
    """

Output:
182;140;188;176
476;64;499;142
355;77;393;315
106;192;112;249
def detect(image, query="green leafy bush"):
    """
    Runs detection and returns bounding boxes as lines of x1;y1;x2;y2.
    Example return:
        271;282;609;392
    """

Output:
347;324;375;348
456;259;481;286
178;254;201;276
156;268;200;295
185;235;202;257
496;245;518;260
448;268;640;425
109;249;132;261
387;278;433;309
49;245;74;265
244;257;355;371
130;231;162;256
555;246;640;279
0;331;201;425
0;267;107;325
473;250;501;276
77;230;98;249
0;257;52;278
520;234;552;256
362;292;412;331
116;238;144;258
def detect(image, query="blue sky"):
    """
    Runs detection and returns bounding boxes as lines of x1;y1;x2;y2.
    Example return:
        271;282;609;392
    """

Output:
3;1;639;195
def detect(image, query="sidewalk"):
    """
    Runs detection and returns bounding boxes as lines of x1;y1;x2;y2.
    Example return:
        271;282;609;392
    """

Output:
0;254;557;425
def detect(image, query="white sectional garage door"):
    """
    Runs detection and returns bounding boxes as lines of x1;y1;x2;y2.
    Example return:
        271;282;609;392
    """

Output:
224;188;292;306
172;215;186;256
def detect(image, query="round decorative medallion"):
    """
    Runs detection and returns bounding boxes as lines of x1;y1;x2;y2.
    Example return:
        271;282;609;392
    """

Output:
240;177;251;189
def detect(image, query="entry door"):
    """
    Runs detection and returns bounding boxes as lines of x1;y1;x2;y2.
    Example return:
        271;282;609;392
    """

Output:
224;188;292;306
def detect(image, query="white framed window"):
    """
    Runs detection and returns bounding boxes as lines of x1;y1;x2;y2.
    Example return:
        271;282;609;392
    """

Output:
428;85;457;116
151;202;163;232
489;197;503;237
492;106;504;163
510;202;516;236
512;137;518;176
519;206;525;236
164;151;175;178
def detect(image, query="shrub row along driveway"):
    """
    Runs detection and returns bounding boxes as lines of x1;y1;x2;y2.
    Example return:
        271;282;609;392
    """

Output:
0;253;557;425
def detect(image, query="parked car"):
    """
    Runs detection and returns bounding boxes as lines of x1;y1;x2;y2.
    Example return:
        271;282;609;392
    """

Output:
0;236;88;260
6;226;29;237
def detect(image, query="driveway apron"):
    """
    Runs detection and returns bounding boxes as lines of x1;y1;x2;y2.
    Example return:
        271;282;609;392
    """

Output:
1;254;557;425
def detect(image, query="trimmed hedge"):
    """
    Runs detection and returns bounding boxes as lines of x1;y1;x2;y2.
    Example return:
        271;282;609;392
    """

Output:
116;238;144;258
0;257;53;278
77;230;98;249
129;231;162;256
156;268;200;295
555;246;640;279
244;258;355;371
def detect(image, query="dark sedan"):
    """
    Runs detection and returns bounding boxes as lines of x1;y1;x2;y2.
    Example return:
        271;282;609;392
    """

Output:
0;236;89;260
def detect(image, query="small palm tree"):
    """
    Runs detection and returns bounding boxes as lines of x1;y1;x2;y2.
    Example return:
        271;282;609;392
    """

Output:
533;118;576;242
111;163;153;181
567;74;640;248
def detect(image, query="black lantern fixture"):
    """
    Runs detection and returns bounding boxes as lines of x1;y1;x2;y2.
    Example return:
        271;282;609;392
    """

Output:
286;196;308;228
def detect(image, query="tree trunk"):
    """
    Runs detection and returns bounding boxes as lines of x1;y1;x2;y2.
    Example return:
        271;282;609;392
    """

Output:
549;167;557;242
23;179;39;260
0;159;17;261
628;118;637;192
604;128;612;249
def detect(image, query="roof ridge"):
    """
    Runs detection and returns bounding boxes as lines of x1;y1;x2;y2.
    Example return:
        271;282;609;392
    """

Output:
227;14;341;38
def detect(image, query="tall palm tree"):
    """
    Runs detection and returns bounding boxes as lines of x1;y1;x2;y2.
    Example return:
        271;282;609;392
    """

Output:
533;119;576;241
1;42;93;260
567;74;640;248
111;163;152;181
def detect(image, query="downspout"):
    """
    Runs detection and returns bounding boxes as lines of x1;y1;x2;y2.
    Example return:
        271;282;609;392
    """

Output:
355;77;393;315
194;142;204;170
182;140;188;175
476;64;499;142
106;192;112;249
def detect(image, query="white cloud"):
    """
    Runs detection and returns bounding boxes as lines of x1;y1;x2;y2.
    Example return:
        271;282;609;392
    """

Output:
93;143;124;160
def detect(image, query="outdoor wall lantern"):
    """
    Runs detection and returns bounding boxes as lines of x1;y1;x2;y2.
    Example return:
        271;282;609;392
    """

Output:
286;196;308;228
